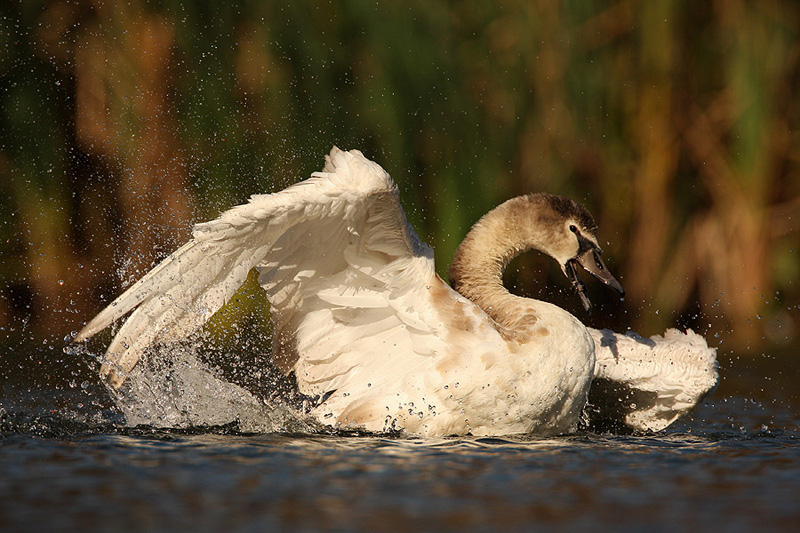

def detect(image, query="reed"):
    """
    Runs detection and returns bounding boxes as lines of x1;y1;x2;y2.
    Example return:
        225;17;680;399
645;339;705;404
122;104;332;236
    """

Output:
1;0;798;350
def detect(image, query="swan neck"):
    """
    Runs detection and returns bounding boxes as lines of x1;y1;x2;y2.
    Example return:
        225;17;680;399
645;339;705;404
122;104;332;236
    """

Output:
449;199;552;327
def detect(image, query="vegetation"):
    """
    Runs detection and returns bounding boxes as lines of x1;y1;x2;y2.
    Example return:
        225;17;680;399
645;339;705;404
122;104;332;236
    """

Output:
1;0;798;351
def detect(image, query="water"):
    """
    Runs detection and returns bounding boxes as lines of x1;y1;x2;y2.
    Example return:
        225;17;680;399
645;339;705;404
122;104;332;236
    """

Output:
2;341;799;532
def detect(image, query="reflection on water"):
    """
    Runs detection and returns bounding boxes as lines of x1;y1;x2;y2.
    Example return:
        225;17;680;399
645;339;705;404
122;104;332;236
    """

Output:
1;342;799;531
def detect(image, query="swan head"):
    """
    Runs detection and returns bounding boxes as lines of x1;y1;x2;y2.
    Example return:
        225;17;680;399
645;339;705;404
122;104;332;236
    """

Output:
525;193;624;312
450;192;625;314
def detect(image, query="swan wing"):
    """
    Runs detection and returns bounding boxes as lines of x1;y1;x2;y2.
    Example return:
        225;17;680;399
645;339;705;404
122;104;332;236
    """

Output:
77;148;449;392
586;327;719;432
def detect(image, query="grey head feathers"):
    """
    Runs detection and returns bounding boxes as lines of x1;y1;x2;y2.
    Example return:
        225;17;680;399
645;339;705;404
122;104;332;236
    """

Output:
527;192;597;233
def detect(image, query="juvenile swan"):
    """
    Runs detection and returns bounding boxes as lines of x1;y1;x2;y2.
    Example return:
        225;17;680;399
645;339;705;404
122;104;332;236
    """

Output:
77;148;718;436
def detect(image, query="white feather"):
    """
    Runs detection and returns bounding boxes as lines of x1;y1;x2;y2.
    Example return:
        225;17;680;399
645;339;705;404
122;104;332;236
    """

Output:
588;327;718;431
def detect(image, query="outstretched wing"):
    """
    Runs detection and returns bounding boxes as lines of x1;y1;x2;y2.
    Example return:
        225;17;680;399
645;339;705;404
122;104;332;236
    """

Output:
77;148;451;393
586;327;719;432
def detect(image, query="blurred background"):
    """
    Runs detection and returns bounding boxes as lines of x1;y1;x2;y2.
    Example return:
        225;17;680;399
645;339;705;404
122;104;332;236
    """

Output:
1;0;798;355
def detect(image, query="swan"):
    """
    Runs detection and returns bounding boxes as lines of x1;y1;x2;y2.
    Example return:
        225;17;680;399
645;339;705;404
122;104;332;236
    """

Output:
76;147;718;436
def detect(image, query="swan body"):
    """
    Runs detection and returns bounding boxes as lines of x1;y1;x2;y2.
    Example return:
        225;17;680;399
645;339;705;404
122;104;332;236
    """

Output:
77;147;717;436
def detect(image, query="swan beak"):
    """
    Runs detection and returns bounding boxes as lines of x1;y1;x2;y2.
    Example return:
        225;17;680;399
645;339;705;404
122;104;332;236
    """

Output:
564;249;624;312
577;249;625;296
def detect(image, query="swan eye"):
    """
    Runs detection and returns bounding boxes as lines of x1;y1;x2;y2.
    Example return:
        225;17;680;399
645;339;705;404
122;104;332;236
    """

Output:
569;224;578;233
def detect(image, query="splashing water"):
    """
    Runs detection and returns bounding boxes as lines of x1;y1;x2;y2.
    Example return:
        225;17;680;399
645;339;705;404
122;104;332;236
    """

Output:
110;342;317;434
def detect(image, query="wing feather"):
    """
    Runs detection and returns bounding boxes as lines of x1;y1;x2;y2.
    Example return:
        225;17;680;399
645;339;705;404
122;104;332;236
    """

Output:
587;327;719;432
77;148;446;394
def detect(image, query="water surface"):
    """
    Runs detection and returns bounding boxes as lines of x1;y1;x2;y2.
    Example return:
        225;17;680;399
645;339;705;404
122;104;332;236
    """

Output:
1;342;798;532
